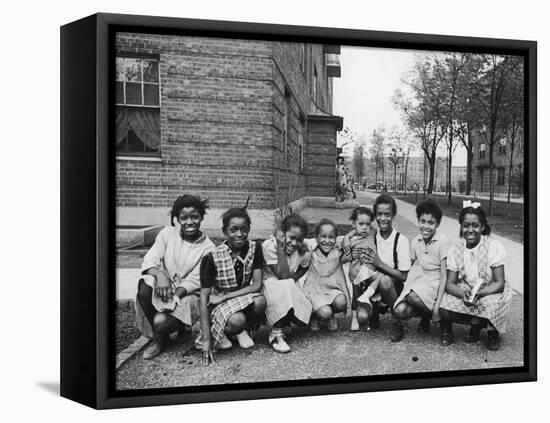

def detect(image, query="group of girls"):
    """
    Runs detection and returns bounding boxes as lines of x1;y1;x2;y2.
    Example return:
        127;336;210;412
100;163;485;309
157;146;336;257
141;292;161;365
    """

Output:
135;193;513;365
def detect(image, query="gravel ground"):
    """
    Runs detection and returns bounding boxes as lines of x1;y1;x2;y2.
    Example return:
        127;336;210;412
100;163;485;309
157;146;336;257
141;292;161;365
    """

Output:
116;301;140;355
115;294;523;391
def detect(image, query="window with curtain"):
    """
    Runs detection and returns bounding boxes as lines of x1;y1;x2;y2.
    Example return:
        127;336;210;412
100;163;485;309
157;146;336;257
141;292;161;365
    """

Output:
116;56;161;156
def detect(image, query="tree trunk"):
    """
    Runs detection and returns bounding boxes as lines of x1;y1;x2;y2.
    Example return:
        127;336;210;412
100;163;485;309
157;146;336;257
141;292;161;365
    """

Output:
465;123;473;195
404;155;409;196
394;163;397;194
447;152;453;205
507;135;516;203
489;141;495;216
427;155;436;194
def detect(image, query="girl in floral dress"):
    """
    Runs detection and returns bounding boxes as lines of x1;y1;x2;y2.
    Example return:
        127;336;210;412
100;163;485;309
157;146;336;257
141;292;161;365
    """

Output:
439;201;513;351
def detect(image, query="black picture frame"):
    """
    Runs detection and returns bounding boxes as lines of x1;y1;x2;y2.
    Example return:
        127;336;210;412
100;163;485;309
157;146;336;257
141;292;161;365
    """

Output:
60;12;537;409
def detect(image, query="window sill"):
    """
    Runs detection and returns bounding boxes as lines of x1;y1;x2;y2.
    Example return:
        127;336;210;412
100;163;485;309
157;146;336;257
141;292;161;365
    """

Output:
116;156;162;163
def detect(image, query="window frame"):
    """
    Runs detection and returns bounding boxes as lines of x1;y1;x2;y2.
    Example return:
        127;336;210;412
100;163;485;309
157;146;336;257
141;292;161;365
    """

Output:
115;54;162;158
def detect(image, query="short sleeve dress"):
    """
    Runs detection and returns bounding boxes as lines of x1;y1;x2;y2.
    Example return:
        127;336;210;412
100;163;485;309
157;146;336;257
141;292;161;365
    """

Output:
302;238;350;312
439;235;513;332
394;231;450;311
261;236;313;326
134;227;215;338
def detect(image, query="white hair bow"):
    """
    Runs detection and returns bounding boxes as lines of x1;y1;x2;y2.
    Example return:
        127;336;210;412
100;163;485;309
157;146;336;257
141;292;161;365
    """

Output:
462;200;481;209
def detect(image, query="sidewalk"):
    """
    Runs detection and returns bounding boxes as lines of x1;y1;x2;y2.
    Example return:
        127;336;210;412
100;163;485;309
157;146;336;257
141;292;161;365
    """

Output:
359;191;524;294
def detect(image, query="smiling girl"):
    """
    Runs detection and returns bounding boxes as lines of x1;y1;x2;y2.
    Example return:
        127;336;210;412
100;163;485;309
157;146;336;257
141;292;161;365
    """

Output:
302;219;350;332
392;199;450;340
262;214;313;353
438;202;513;350
198;204;266;365
135;195;215;360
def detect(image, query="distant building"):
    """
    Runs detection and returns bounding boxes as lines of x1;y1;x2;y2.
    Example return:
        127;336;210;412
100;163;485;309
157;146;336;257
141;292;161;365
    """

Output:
115;33;343;228
470;129;524;195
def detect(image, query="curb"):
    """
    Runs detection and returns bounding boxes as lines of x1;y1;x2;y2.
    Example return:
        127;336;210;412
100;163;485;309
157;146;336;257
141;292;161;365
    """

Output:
116;335;150;370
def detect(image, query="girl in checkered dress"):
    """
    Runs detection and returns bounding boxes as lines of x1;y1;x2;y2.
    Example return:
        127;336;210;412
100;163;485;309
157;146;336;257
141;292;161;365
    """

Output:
439;202;513;351
198;205;267;365
262;214;313;353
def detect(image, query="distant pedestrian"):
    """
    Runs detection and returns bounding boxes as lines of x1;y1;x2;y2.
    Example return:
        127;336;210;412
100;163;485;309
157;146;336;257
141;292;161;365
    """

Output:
302;219;350;332
135;194;215;360
392;199;450;340
342;207;381;331
335;157;348;202
198;203;267;365
262;214;313;353
438;201;513;350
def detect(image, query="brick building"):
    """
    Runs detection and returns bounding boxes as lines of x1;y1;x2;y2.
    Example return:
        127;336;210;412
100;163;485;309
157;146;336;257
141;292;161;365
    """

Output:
470;129;524;196
115;33;343;232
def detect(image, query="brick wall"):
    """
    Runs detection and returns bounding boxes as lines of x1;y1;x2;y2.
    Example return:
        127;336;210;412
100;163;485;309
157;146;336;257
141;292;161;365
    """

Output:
115;33;339;215
306;120;338;196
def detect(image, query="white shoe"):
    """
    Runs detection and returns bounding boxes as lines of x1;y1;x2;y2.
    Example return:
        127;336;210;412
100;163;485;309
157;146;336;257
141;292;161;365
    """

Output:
309;316;320;332
235;330;254;349
328;316;338;332
194;330;232;350
269;330;291;353
216;333;233;350
350;316;360;331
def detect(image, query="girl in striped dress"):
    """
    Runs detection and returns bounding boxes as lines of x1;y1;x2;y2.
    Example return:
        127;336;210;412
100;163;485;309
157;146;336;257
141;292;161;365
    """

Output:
198;206;266;365
262;214;313;353
439;202;513;351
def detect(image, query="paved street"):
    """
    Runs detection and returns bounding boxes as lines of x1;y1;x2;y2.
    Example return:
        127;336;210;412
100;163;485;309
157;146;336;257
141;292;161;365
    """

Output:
116;192;524;391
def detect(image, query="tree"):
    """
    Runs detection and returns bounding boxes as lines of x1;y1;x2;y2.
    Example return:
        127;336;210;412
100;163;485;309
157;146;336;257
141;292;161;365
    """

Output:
499;61;524;202
352;134;367;184
393;56;448;194
400;130;416;194
466;54;524;214
368;127;386;184
434;52;469;204
387;126;405;193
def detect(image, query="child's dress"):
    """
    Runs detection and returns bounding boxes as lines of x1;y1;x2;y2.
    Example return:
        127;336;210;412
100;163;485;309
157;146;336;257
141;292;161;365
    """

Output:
302;238;350;312
135;227;215;339
200;240;263;347
394;231;450;311
439;235;513;332
261;236;313;326
347;232;378;284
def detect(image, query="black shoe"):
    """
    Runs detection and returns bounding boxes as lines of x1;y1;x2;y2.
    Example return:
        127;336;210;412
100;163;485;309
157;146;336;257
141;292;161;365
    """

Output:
465;324;482;343
390;321;404;342
440;320;454;346
487;330;500;351
417;315;431;334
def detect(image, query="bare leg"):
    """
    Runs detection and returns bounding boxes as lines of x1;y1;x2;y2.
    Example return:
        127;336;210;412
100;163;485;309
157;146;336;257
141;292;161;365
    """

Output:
331;293;347;314
225;312;247;335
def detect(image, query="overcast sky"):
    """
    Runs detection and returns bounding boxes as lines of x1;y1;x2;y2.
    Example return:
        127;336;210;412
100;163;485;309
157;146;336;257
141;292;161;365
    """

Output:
332;46;466;166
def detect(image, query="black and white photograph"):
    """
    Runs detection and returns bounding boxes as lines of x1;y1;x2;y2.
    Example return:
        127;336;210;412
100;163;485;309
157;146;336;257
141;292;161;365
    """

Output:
113;30;527;391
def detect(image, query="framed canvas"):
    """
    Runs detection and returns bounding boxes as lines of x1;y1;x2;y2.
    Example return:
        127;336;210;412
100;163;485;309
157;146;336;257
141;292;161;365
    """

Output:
60;13;537;409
